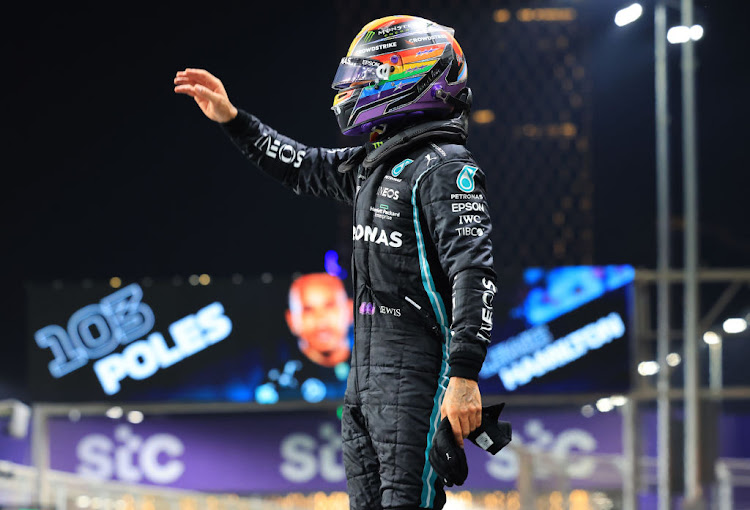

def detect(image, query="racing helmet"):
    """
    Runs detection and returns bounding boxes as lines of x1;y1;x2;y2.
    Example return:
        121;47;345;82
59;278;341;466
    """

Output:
331;15;469;136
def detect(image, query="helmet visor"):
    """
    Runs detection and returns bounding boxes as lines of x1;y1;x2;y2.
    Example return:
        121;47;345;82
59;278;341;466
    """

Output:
331;57;383;90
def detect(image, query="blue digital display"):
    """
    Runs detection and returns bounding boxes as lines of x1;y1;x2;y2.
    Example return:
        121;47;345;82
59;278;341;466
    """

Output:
513;265;634;325
27;274;350;403
27;265;634;402
479;265;634;394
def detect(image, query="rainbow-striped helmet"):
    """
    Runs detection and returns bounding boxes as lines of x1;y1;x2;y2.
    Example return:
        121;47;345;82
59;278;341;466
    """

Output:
331;15;469;136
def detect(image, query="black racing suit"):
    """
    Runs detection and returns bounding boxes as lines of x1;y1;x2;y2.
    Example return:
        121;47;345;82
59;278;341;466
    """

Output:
223;110;496;510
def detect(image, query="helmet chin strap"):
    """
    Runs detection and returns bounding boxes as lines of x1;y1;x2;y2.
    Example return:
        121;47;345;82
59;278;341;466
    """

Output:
434;87;473;113
369;123;388;142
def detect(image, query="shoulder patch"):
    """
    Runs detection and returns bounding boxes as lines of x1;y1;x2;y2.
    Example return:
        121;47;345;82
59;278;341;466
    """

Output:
391;158;413;177
456;165;478;193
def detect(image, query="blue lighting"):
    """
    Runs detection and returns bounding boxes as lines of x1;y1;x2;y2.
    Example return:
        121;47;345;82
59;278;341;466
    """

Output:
225;382;252;402
334;362;350;382
255;382;279;404
514;265;635;326
301;378;326;403
324;250;347;279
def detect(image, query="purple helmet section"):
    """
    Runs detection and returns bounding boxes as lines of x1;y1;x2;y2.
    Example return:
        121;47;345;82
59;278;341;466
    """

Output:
340;58;465;136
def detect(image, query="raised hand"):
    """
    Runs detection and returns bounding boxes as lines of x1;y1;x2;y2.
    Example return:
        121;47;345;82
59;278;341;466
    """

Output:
174;68;238;123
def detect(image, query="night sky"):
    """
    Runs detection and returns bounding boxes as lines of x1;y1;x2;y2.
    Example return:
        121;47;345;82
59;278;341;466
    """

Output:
2;1;748;399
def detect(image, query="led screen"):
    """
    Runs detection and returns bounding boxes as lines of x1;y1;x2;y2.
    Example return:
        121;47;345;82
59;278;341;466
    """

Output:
27;274;351;403
27;265;634;403
479;265;634;395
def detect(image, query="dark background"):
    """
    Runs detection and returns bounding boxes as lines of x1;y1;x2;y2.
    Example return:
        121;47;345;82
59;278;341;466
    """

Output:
2;1;748;400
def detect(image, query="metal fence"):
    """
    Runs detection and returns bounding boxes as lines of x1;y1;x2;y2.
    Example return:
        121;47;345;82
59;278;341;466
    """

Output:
0;460;272;510
4;452;750;509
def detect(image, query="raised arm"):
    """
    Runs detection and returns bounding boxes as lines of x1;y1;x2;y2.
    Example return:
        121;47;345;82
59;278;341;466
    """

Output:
175;68;358;204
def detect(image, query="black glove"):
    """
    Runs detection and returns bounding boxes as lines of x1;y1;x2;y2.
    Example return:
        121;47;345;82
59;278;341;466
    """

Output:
467;403;512;454
429;417;468;487
429;403;513;487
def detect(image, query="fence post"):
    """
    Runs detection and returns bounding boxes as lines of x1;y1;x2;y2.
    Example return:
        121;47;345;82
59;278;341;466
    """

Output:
622;398;638;510
517;447;536;509
715;461;732;510
31;404;51;507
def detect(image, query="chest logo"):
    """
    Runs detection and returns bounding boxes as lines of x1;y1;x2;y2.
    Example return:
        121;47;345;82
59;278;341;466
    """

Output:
456;165;478;193
391;158;413;177
353;224;403;248
377;186;400;200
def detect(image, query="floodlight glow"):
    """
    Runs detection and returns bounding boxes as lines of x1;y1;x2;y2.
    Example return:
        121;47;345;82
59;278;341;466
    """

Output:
610;395;628;407
596;397;615;413
668;25;704;44
105;406;123;419
666;352;682;367
638;360;660;376
581;404;595;418
690;25;704;41
668;26;690;44
723;317;748;334
127;410;144;424
703;331;721;345
615;3;643;27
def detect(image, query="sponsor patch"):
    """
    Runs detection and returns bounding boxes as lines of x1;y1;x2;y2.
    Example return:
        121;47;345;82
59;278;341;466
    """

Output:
255;134;306;168
455;227;485;236
451;202;485;213
456;165;478;193
359;302;376;315
391;158;413;177
353;224;403;248
379;306;401;317
370;205;401;220
377;186;400;201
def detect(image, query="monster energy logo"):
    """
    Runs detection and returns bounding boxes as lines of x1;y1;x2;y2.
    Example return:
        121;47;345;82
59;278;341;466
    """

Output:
363;31;376;43
372;141;384;148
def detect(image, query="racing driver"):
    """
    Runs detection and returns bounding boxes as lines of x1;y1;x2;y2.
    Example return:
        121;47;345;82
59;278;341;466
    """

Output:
175;15;497;510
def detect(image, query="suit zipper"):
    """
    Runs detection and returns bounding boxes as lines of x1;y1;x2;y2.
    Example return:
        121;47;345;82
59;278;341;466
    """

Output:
350;167;370;398
405;295;442;339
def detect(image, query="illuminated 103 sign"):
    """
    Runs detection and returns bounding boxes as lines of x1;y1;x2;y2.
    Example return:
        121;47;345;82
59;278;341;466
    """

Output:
34;284;232;396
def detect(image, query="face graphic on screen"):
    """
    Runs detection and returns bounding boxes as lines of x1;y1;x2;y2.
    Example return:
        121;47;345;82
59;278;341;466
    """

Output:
285;273;353;368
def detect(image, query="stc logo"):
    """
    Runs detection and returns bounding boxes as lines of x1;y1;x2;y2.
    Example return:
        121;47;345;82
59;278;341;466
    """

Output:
77;425;184;485
34;284;232;395
280;423;345;483
485;419;599;482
